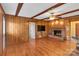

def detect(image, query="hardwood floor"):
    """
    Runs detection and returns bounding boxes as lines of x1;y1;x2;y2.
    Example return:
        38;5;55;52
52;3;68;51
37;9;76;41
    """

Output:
3;37;76;56
69;47;79;56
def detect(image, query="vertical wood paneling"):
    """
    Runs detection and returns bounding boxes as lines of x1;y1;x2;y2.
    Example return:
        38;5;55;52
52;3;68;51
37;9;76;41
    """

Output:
35;21;48;38
5;15;49;45
0;5;4;55
64;16;79;39
76;23;79;37
0;14;3;55
48;19;68;39
5;15;29;46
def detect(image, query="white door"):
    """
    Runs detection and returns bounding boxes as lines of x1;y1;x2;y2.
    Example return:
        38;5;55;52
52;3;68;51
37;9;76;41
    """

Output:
29;22;36;39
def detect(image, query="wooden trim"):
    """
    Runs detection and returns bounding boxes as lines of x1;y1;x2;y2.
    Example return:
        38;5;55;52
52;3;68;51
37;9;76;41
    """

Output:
43;17;48;19
0;3;5;15
57;9;79;16
31;3;65;18
6;14;48;22
63;15;79;20
43;16;62;19
15;3;23;16
61;15;79;22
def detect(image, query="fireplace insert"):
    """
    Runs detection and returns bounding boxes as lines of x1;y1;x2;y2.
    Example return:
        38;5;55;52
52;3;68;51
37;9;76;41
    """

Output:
54;30;62;37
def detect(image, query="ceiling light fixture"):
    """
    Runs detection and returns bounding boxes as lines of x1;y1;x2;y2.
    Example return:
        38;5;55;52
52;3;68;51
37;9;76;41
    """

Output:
49;15;58;20
48;11;59;20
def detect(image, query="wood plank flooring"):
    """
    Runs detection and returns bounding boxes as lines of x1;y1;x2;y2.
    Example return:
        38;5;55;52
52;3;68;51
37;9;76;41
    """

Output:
3;37;76;56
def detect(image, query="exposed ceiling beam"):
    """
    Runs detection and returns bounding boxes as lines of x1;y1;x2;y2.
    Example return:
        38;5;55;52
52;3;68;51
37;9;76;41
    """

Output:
43;17;49;19
43;9;79;19
0;3;5;15
57;9;79;16
31;3;65;18
15;3;23;16
43;16;62;19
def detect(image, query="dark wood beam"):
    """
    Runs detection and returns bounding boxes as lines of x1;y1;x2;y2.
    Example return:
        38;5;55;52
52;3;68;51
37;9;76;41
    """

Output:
15;3;23;16
43;16;62;20
57;9;79;16
43;17;49;19
31;3;65;18
0;3;5;15
43;9;79;19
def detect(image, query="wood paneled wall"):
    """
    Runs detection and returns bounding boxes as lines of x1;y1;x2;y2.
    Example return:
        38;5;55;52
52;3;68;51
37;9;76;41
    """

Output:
66;15;79;37
6;15;79;44
5;15;29;45
64;15;79;22
76;23;79;37
48;20;65;35
48;19;70;39
0;5;4;55
61;15;79;39
6;15;79;45
5;15;49;45
35;21;49;38
48;20;65;28
0;14;3;55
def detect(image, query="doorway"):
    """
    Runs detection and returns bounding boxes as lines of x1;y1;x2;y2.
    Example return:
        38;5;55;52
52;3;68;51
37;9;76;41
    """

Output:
29;22;36;39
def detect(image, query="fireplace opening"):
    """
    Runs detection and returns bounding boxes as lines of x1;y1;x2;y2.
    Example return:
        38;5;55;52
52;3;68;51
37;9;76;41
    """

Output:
54;30;62;37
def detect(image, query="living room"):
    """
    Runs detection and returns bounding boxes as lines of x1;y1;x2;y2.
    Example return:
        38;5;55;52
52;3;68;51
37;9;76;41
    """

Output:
0;3;79;56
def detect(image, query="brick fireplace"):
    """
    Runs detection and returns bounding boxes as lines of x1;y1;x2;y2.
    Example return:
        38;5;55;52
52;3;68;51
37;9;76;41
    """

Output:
52;28;65;38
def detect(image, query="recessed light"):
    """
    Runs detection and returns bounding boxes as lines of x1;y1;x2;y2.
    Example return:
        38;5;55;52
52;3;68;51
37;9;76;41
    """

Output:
55;20;59;24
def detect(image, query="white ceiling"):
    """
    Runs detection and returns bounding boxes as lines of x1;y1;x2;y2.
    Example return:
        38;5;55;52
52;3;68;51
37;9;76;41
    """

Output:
2;3;18;15
50;3;79;15
1;3;79;19
35;3;79;19
18;3;57;17
61;11;79;18
33;12;51;19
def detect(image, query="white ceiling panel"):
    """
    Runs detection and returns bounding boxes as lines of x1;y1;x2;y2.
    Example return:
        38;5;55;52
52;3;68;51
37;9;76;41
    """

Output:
60;11;79;18
18;3;57;17
35;12;51;19
36;3;79;19
1;3;18;15
52;3;79;15
1;3;79;19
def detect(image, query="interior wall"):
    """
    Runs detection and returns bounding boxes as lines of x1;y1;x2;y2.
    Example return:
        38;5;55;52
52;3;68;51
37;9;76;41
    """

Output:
65;16;79;37
48;20;65;29
5;15;49;45
6;15;79;42
0;14;3;55
35;21;49;38
48;19;70;40
71;21;79;37
0;5;4;55
48;19;66;37
76;24;79;37
5;15;29;45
